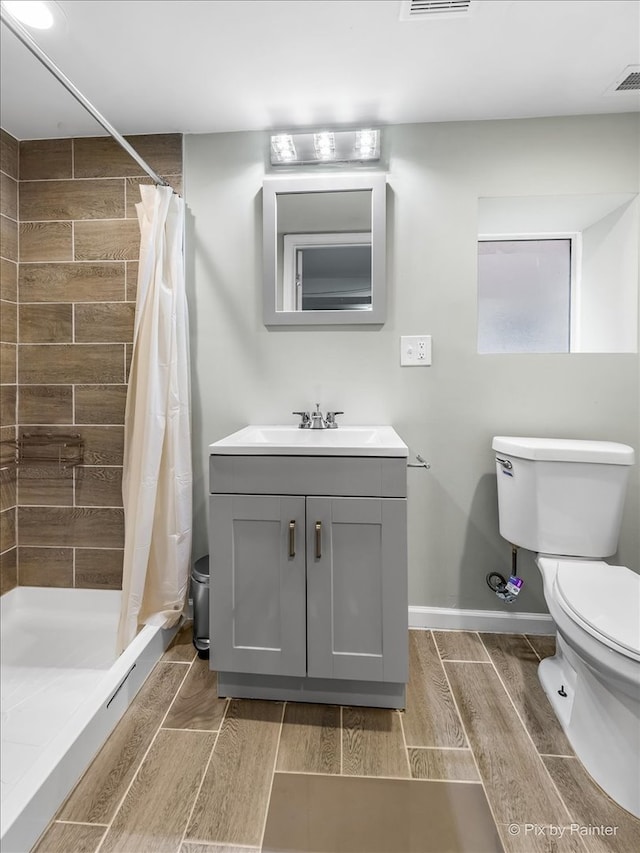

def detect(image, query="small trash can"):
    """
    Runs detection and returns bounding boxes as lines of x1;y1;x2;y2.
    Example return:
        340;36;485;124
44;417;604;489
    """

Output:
191;555;210;659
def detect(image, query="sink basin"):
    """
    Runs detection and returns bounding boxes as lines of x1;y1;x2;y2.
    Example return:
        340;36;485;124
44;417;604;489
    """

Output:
209;425;408;457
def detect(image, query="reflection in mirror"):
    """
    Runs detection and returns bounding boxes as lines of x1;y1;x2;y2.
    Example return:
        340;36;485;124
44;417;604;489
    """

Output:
283;233;372;311
477;193;639;353
263;174;386;325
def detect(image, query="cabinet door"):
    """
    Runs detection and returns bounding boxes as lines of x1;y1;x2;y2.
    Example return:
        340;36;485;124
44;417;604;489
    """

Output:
306;497;407;683
210;494;306;676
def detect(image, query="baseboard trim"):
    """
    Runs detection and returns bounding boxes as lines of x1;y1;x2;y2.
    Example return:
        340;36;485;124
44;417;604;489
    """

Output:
409;605;554;635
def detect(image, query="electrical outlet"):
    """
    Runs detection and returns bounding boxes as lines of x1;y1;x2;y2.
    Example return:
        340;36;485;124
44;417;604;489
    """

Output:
400;335;432;366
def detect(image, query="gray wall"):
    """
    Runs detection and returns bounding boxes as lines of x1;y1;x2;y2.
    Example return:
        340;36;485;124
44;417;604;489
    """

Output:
184;113;640;615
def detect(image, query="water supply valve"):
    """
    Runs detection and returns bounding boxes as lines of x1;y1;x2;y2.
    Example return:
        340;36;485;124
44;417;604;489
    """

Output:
486;543;524;603
486;572;524;604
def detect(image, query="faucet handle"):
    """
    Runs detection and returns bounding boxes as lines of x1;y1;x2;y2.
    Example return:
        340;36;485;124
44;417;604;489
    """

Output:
325;411;344;429
292;411;311;429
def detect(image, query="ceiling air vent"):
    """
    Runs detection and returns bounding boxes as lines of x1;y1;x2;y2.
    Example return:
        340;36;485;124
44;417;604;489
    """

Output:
607;65;640;94
616;71;640;91
399;0;475;20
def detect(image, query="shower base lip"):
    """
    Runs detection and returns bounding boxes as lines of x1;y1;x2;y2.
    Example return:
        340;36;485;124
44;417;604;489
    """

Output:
0;586;180;853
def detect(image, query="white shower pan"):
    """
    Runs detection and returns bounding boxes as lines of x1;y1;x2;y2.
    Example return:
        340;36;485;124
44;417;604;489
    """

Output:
0;586;179;853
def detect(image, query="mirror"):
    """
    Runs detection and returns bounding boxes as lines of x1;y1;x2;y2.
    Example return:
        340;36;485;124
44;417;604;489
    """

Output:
263;173;386;325
477;193;639;353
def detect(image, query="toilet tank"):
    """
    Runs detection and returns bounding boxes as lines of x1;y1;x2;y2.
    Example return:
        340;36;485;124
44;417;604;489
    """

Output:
492;437;635;558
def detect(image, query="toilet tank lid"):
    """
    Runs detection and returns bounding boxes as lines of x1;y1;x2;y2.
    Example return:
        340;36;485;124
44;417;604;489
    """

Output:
492;436;635;465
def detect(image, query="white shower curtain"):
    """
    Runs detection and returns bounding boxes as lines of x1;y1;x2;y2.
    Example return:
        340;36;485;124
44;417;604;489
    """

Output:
116;184;192;654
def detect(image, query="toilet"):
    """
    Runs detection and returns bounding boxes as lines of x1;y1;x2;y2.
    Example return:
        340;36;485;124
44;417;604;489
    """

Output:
492;436;639;818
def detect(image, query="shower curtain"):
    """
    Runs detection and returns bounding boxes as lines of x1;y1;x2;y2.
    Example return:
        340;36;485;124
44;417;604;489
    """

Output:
116;185;192;654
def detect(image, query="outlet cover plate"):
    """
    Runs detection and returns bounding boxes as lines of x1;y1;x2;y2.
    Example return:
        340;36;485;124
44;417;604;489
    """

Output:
400;335;432;366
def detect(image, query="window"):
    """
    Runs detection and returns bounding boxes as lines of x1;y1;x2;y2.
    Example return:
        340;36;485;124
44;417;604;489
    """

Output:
477;194;639;354
477;236;575;354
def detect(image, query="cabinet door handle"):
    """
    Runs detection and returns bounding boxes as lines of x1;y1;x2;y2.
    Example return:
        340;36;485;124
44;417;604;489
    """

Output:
288;520;296;558
315;521;322;559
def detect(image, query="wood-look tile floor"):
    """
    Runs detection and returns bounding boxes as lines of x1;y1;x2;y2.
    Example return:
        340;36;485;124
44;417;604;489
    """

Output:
32;627;640;853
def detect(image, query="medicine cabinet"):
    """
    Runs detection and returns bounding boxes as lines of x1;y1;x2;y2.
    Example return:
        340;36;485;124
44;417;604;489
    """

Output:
263;173;387;325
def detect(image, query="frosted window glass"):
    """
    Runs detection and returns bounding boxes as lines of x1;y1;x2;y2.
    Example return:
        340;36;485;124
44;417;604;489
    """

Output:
477;239;571;353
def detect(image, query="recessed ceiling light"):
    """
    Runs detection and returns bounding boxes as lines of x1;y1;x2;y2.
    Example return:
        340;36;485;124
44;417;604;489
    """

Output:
2;1;54;30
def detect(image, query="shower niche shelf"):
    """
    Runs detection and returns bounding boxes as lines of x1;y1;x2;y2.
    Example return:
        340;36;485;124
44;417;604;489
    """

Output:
18;433;84;471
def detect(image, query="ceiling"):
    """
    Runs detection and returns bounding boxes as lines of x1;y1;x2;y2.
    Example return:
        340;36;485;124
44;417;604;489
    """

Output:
1;0;639;140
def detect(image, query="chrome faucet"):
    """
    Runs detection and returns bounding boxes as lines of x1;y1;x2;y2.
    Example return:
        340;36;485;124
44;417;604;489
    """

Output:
293;405;343;429
324;410;344;429
310;403;325;430
292;410;311;429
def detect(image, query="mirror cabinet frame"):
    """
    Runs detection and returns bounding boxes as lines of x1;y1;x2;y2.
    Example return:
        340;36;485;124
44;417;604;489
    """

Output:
262;172;387;325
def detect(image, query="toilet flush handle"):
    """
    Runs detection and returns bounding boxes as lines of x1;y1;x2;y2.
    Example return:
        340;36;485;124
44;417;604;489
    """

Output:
496;457;513;470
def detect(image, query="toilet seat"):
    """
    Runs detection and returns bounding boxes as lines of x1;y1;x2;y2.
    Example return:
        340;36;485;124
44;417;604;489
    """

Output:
552;559;640;661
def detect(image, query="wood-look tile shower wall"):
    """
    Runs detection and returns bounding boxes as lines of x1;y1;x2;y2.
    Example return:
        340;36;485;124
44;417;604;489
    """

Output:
1;132;182;592
0;130;19;594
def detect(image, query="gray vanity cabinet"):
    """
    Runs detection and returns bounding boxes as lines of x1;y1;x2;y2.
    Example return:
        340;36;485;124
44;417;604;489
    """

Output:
306;496;407;683
209;494;307;677
209;454;408;708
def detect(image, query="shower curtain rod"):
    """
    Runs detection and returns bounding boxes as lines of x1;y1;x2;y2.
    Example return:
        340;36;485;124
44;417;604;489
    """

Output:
1;9;169;187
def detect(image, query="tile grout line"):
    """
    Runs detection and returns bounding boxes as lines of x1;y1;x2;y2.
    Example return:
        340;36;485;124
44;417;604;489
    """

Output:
404;744;474;752
396;707;412;778
258;701;287;850
160;654;197;722
71;215;75;264
91;658;195;853
177;694;231;850
71;373;76;534
19;341;131;346
14;380;126;385
14;181;20;584
19;258;132;263
12;543;126;551
432;630;506;845
539;753;577;759
19;213;131;225
161;726;224;733
523;633;543;661
275;768;483;785
18;174;182;186
475;633;590;850
432;628;493;665
71;313;76;590
19;502;123;509
339;705;343;775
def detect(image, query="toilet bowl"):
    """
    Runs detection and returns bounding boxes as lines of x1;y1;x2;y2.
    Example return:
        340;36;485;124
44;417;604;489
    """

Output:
536;555;640;818
491;436;639;818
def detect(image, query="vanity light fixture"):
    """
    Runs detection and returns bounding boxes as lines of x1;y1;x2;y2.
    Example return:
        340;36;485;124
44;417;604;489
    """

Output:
1;0;54;29
313;132;335;161
271;134;297;163
270;128;380;165
355;129;378;158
